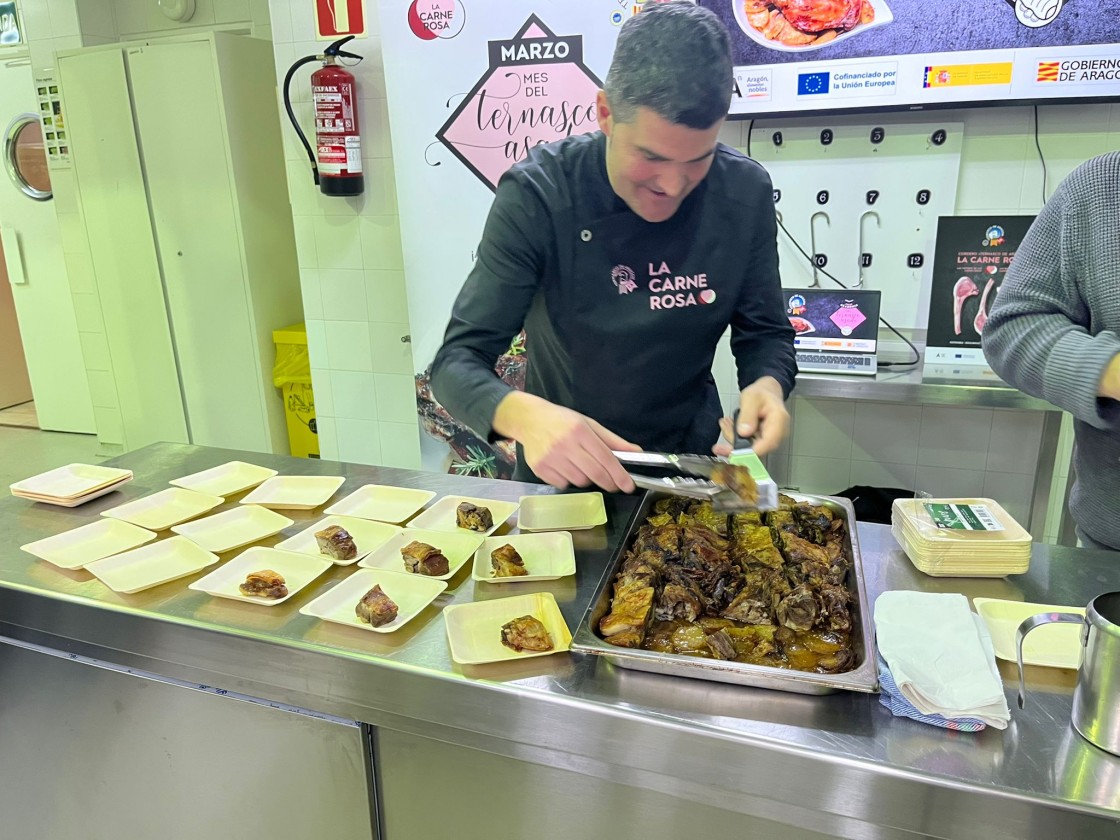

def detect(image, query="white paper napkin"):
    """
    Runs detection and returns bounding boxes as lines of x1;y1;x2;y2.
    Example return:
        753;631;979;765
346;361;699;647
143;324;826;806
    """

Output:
875;591;1011;729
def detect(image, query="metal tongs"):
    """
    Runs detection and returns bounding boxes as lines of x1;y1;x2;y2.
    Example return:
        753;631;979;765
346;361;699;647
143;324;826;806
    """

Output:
612;415;778;513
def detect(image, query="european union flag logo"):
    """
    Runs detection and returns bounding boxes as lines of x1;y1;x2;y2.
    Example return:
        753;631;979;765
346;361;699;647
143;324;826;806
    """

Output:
797;72;830;95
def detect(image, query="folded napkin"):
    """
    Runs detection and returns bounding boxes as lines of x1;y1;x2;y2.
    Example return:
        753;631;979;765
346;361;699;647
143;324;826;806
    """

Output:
878;657;989;731
875;591;1011;730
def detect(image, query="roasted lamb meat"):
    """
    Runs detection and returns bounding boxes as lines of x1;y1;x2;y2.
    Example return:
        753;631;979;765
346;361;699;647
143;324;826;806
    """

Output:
491;543;528;577
401;540;449;576
238;569;288;599
774;0;861;33
315;524;357;562
705;629;737;661
776;583;821;631
456;501;493;532
501;615;553;652
355;584;398;627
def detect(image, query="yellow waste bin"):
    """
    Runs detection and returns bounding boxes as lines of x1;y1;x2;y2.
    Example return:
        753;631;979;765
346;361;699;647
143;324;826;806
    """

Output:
272;323;319;458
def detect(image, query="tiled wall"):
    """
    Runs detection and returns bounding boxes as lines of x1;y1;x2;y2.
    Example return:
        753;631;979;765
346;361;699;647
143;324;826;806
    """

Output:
267;0;421;468
716;105;1120;540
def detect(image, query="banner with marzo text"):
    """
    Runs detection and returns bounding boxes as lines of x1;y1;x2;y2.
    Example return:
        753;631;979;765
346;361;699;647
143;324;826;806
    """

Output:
379;0;645;476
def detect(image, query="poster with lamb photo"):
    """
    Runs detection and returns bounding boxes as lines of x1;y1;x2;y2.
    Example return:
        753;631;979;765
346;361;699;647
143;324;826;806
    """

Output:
924;215;1035;366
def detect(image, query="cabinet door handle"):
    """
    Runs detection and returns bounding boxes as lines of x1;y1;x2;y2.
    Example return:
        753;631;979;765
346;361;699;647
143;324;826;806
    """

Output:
0;227;27;285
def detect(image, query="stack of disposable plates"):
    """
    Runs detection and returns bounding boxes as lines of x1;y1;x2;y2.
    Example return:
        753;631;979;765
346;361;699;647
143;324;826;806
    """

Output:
891;497;1031;577
10;463;133;507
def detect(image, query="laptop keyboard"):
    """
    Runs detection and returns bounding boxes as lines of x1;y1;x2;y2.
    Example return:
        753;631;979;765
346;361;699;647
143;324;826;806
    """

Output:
797;352;875;369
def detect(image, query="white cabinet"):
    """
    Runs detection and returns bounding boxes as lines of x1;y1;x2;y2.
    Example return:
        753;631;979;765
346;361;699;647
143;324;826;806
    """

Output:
57;32;301;454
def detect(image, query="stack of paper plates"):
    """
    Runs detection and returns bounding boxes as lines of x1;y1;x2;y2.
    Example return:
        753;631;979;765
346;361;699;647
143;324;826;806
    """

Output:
891;497;1031;577
10;464;133;507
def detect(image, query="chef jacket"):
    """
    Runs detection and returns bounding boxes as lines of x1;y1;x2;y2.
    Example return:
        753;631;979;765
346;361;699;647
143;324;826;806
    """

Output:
430;131;797;481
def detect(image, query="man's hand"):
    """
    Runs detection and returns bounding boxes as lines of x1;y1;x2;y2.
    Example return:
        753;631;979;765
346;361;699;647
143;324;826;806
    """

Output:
713;377;790;457
493;392;640;492
1099;353;1120;401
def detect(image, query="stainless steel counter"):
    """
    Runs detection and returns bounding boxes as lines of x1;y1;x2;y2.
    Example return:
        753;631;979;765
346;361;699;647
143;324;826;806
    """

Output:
1;443;1116;840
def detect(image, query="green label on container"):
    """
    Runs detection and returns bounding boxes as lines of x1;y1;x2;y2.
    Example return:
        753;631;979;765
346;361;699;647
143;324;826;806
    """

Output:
923;503;1004;531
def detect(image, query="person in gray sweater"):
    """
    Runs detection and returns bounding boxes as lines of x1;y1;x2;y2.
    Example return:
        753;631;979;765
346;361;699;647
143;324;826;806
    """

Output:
983;151;1120;550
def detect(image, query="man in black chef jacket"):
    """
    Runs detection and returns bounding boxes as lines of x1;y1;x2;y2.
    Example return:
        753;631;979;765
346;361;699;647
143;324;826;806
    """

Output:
431;1;797;492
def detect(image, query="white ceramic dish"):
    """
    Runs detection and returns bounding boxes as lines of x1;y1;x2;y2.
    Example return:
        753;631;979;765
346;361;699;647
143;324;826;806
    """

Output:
239;475;346;510
21;519;158;570
101;488;224;531
731;0;893;54
443;592;571;665
472;532;576;583
974;597;1085;670
171;505;294;553
517;493;606;531
85;536;219;594
169;461;278;497
10;463;132;499
325;484;437;524
406;495;519;537
189;547;332;606
357;527;483;581
300;568;447;633
274;515;401;565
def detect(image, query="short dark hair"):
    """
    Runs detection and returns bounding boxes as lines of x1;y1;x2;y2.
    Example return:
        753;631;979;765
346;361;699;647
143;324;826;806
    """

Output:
604;1;732;129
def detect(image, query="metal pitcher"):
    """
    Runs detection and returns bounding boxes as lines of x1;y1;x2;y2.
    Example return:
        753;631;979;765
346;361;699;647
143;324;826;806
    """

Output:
1017;591;1120;756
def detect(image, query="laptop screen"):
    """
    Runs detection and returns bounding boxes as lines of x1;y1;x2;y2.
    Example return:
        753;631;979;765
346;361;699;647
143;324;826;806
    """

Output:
785;288;882;354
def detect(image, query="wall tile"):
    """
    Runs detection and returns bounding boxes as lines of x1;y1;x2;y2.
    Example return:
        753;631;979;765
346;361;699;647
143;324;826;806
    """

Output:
63;248;96;294
92;406;124;445
21;0;52;39
918;406;993;469
789;456;850;495
329;370;378;420
86;369;118;409
288;0;316;41
369;322;413;375
374;373;416;424
983;471;1034;532
915;465;987;499
313;215;364;270
365;269;409;323
259;0;285;41
215;0;252;25
316;415;338;461
987;409;1044;474
852;402;922;465
305;318;328;368
320;268;367;321
360;98;393;158
324;320;372;372
358;215;404;270
336;417;383;465
285;160;318;215
78;0;117;39
310;367;333;416
848;460;917;492
378;421;422;469
298;267;322;320
70;291;104;333
79;330;113;370
292;215;318;267
47;0;81;37
790;397;854;460
355;158;399;216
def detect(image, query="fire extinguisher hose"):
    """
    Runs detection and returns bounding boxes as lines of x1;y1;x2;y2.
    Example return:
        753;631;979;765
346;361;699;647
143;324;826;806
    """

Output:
283;54;324;186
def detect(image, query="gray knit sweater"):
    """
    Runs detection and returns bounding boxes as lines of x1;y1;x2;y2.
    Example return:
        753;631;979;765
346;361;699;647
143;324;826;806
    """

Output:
983;151;1120;550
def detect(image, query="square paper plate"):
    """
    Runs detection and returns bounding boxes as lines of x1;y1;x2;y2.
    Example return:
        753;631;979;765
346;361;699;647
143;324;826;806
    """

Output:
171;505;294;553
239;475;345;510
406;495;519;537
101;488;224;531
517;493;606;531
443;592;571;665
974;597;1086;669
169;461;278;497
472;532;576;583
12;479;132;507
274;515;401;565
325;484;436;524
11;463;132;499
189;547;332;606
85;536;219;594
21;519;158;570
357;527;484;581
300;568;446;633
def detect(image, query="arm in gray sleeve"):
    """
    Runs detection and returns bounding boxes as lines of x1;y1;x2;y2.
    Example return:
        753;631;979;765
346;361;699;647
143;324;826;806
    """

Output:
982;176;1120;431
729;187;798;398
430;173;547;442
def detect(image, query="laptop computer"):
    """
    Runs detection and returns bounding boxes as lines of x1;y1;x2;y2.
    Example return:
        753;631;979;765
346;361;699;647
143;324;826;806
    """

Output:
785;288;882;376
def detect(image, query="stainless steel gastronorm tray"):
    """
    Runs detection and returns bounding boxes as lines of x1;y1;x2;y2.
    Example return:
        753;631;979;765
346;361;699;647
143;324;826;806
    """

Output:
570;491;879;695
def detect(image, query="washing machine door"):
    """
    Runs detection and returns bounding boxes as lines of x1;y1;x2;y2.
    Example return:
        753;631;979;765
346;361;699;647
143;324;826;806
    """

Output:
3;111;51;200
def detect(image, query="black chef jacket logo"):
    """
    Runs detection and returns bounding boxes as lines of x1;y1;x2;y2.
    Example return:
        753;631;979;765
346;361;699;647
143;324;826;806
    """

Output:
611;264;638;294
640;261;716;309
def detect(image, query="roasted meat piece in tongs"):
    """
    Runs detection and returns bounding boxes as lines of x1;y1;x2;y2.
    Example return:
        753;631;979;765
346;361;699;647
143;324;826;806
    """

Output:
612;450;777;513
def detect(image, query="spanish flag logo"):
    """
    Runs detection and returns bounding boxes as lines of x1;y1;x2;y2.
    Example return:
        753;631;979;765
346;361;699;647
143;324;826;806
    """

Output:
1037;62;1059;82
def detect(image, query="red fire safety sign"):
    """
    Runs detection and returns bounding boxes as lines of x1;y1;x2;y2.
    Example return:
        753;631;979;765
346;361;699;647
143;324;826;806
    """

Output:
315;0;367;39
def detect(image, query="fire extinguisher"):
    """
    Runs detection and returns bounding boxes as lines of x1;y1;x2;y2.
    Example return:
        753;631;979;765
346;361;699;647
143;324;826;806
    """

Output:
283;36;365;197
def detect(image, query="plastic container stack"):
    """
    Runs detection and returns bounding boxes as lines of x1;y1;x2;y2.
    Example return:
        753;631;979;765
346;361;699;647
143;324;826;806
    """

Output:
891;497;1032;577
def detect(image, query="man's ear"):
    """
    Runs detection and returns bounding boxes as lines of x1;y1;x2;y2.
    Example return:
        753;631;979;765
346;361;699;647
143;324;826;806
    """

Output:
596;90;613;138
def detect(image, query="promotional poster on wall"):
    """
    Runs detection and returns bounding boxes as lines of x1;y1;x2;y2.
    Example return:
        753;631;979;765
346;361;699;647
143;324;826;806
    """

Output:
696;0;1120;117
924;215;1035;367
